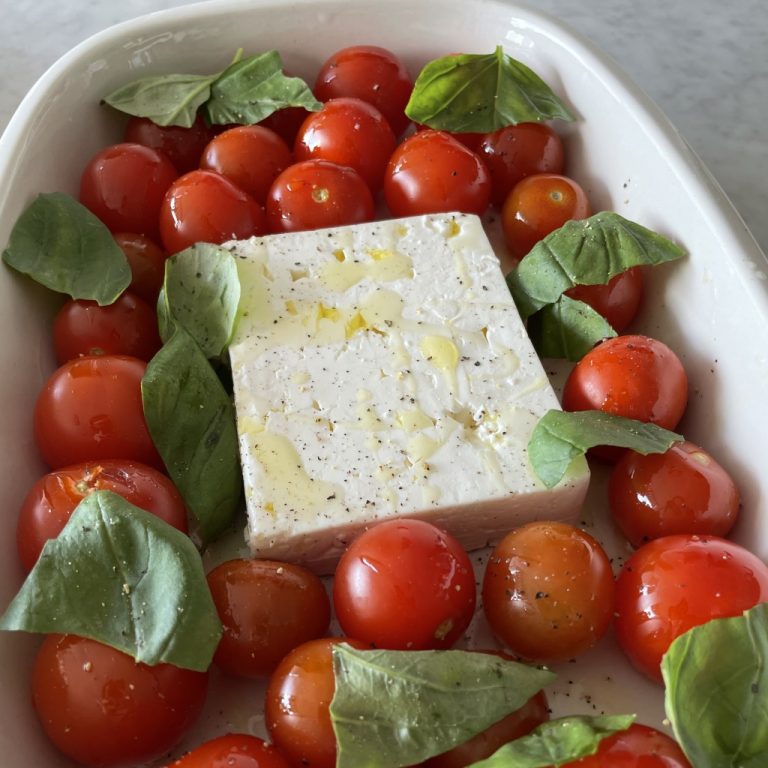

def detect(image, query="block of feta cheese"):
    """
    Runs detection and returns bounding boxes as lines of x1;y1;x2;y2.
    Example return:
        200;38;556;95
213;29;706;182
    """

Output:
227;213;589;573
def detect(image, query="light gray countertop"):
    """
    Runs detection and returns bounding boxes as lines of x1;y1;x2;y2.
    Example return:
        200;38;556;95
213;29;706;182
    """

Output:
2;0;766;255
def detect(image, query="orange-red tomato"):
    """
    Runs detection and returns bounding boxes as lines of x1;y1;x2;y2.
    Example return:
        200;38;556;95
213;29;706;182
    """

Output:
114;232;168;304
168;733;292;768
565;267;645;332
124;114;213;173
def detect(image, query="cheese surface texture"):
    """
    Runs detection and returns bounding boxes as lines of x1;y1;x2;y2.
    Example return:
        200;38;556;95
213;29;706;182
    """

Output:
228;213;589;572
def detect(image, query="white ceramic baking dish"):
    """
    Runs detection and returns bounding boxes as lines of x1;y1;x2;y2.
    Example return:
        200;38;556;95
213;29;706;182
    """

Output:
2;0;767;764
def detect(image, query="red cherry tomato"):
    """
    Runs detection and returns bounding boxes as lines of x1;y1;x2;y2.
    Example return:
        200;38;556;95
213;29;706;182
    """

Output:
16;459;187;571
565;266;644;332
159;169;267;254
114;232;168;305
384;130;491;217
266;159;374;233
614;535;768;681
124;114;213;173
477;123;565;207
52;291;161;364
265;637;367;768
501;173;590;259
168;733;292;768
207;558;330;678
295;97;396;193
32;634;207;767
79;143;178;238
482;521;615;662
33;355;162;470
609;441;740;547
333;519;476;650
260;106;312;147
557;723;691;768
314;46;413;136
200;125;293;204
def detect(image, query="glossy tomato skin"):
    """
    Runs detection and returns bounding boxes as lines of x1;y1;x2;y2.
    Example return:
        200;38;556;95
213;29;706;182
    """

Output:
557;723;691;768
114;232;167;305
314;45;413;136
33;355;162;470
482;522;615;662
266;159;374;233
207;559;331;678
80;143;178;238
168;733;292;768
384;130;491;217
565;266;644;332
614;535;768;681
124;114;213;173
610;441;740;547
477;123;564;207
52;291;161;364
333;519;476;650
16;459;187;571
32;634;208;767
159;169;267;254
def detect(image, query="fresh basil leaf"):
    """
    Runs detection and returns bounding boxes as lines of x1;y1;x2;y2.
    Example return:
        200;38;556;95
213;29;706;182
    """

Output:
0;490;221;671
405;46;574;132
205;50;321;125
506;211;686;320
161;243;241;358
466;715;635;768
2;192;130;305
529;410;684;488
141;325;242;543
662;603;768;767
526;294;617;361
330;644;555;768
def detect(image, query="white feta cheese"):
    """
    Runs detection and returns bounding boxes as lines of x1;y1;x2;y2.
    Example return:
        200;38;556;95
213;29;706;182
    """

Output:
227;213;589;573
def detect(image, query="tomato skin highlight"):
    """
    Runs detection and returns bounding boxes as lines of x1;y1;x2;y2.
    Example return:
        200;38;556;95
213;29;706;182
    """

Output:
207;558;331;678
124;114;213;174
609;441;740;547
333;519;476;650
114;232;168;305
32;634;208;767
168;733;292;768
614;535;768;681
482;521;615;662
565;266;644;333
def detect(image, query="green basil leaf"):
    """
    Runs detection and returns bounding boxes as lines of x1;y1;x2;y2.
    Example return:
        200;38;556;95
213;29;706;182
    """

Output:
405;46;575;132
0;490;221;671
529;410;684;488
2;192;130;305
526;294;617;361
506;211;686;320
141;325;242;543
662;603;768;767
466;715;635;768
205;50;321;125
161;243;242;358
330;644;555;768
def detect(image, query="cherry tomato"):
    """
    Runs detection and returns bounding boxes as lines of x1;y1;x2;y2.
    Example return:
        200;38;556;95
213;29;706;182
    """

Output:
33;355;162;470
32;634;207;767
168;733;292;768
610;441;740;547
333;519;476;650
124;114;213;173
557;723;691;768
260;106;312;147
501;173;590;259
295;97;396;193
384;130;491;217
201;125;293;204
113;232;167;305
266;159;374;233
265;637;366;768
159;169;267;254
477;123;565;207
207;559;331;678
482;521;615;662
414;123;483;153
80;143;178;238
314;45;413;136
565;266;644;332
423;690;549;768
52;290;161;364
614;535;768;681
16;459;187;571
